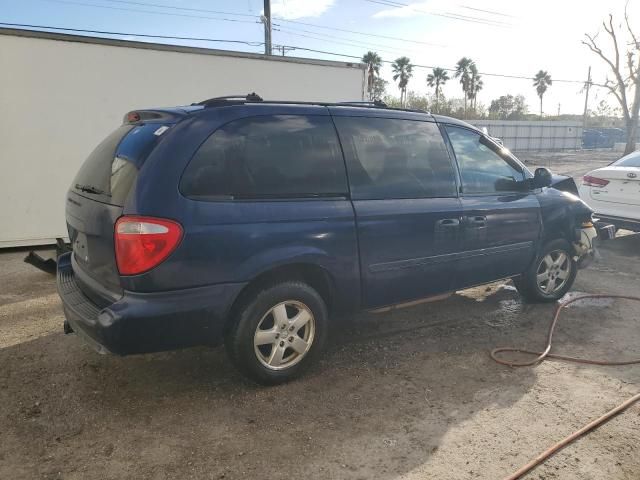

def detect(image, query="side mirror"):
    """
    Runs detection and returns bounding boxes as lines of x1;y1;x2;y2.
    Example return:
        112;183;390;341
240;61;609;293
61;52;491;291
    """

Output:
533;167;553;188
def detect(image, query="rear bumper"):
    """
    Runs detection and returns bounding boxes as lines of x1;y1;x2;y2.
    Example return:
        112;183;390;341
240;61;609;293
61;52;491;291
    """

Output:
594;215;640;233
57;252;245;355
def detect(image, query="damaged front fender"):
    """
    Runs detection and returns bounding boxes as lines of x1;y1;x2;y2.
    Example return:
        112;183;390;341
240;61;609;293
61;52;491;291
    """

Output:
537;188;594;242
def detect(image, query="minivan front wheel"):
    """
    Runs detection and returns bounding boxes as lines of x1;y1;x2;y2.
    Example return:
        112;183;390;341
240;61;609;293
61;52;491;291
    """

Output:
226;281;328;384
514;239;577;303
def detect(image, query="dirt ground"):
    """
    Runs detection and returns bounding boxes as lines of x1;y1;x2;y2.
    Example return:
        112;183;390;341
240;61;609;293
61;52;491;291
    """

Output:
1;150;639;480
517;149;620;180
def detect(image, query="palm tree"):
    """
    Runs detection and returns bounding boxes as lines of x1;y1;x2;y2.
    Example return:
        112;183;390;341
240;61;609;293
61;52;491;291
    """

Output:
533;70;552;118
362;51;382;100
454;57;475;117
467;64;483;112
392;56;413;107
426;67;449;113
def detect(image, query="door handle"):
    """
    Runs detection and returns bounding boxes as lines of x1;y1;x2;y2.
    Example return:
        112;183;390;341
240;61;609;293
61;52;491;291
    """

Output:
466;215;487;227
436;218;461;230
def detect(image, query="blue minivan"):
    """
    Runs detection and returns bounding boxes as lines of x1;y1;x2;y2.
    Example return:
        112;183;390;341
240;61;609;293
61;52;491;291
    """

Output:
58;95;597;384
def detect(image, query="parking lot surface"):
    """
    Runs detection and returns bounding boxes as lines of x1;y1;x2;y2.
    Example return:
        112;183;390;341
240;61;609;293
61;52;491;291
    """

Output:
1;150;639;480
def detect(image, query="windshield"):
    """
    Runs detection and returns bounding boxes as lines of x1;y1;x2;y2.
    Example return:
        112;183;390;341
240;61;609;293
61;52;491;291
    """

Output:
479;134;532;177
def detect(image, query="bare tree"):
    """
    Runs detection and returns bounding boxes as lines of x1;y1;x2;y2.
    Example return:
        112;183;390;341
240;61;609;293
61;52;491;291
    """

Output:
583;6;640;154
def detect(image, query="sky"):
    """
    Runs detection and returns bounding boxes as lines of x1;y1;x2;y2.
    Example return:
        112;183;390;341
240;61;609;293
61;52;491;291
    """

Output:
2;0;637;115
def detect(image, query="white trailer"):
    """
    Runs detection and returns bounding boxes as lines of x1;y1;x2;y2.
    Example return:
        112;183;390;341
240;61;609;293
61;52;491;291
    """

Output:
0;28;365;247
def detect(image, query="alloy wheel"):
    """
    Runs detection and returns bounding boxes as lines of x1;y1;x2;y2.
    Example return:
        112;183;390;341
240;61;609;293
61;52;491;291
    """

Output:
253;301;316;370
536;250;571;295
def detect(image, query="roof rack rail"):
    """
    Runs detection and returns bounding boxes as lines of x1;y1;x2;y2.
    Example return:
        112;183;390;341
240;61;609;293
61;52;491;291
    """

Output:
336;100;388;108
191;95;429;114
195;92;263;107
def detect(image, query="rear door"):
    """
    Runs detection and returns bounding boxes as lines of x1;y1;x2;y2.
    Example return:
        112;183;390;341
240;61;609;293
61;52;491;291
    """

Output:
66;123;167;299
443;124;541;288
332;112;463;309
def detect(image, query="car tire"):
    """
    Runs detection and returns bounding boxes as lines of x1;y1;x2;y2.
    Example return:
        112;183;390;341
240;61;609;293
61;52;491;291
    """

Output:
225;281;328;385
514;239;577;303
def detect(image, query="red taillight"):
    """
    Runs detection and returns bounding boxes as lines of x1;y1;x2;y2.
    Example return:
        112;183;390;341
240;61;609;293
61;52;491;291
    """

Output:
125;111;141;123
582;175;609;187
114;216;183;275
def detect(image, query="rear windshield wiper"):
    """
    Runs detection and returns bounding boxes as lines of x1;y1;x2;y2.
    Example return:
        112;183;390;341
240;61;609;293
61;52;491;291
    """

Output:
74;183;110;196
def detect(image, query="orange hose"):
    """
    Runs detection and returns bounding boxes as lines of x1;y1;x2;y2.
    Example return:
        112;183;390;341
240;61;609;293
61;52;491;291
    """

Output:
491;294;640;480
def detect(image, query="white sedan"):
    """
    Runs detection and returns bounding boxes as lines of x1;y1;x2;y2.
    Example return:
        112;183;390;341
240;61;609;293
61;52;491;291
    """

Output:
579;151;640;232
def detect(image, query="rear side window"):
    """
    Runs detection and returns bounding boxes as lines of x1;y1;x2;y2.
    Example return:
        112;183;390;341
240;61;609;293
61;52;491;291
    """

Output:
445;125;523;194
72;124;163;206
180;115;348;199
333;117;457;199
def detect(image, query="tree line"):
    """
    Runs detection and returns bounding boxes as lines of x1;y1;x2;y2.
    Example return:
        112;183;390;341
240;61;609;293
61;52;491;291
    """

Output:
362;5;639;154
363;50;552;119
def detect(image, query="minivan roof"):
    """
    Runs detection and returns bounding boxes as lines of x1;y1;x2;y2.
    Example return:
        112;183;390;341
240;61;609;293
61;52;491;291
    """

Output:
126;95;481;133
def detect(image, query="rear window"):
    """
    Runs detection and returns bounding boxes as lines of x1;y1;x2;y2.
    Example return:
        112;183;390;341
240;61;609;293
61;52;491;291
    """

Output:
180;115;348;199
613;152;640;167
72;124;164;206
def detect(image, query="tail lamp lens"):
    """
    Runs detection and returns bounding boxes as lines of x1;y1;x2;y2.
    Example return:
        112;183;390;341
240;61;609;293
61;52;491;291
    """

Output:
582;175;609;187
115;216;183;275
125;111;141;123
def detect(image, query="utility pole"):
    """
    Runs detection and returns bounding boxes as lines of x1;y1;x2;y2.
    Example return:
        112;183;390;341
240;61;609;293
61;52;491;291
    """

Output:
262;0;272;56
557;103;561;117
582;66;591;128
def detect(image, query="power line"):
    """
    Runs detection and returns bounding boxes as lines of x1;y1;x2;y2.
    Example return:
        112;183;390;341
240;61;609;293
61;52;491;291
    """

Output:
405;62;583;84
275;26;428;56
273;17;444;46
99;0;257;17
51;0;514;30
0;23;586;84
40;0;260;24
459;5;517;19
272;27;581;83
40;0;450;48
0;23;265;46
363;0;512;27
274;23;445;51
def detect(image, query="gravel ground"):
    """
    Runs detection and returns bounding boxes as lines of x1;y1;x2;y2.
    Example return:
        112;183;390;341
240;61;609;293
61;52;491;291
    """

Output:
1;150;638;480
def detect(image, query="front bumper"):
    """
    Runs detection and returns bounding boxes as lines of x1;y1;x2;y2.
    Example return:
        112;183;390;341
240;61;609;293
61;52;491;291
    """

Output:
57;252;245;355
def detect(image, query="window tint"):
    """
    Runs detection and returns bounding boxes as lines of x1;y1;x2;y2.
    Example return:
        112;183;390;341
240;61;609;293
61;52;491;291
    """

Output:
333;117;457;199
614;152;640;167
445;126;523;194
181;115;347;199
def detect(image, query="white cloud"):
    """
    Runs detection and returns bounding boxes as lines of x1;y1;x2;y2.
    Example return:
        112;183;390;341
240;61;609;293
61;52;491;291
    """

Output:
271;0;335;20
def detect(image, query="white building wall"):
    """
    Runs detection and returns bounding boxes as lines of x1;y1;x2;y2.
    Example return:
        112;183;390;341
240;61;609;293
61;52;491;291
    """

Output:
0;29;365;247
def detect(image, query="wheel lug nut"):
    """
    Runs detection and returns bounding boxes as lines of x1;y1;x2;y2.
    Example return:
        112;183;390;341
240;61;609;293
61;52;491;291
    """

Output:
279;341;285;347
289;336;294;342
289;326;294;331
275;333;280;339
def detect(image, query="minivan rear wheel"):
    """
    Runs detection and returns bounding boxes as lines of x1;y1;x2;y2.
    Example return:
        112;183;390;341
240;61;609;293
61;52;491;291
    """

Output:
514;239;577;303
225;281;328;384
